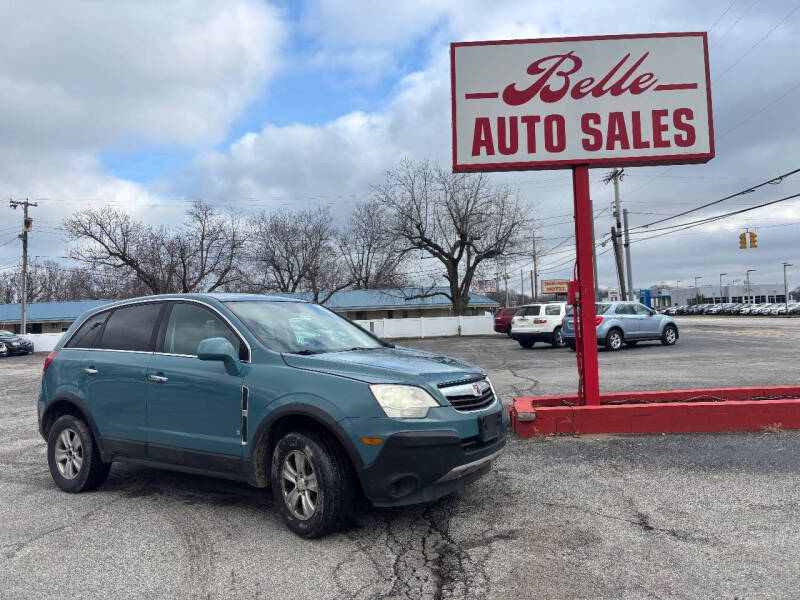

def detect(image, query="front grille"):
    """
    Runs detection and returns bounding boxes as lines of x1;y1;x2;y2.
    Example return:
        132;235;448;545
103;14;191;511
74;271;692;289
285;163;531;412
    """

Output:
439;379;496;412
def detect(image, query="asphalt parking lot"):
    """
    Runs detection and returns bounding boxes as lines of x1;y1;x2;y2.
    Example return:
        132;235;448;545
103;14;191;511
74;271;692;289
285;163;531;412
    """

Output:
2;317;799;599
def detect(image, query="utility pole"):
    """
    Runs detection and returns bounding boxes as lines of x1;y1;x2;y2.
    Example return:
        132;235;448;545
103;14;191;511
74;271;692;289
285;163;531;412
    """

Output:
784;263;792;316
590;197;599;298
520;269;524;303
610;226;627;299
694;276;702;305
604;168;626;297
503;269;510;307
719;273;727;304
532;235;539;301
746;269;756;305
530;270;534;303
9;199;37;335
622;208;634;301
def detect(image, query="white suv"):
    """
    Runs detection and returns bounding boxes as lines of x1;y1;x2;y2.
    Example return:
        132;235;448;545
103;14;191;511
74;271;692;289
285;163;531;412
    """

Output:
509;302;568;349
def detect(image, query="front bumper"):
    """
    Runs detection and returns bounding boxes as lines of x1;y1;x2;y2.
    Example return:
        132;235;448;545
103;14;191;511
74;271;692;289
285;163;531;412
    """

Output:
6;344;32;355
357;417;508;507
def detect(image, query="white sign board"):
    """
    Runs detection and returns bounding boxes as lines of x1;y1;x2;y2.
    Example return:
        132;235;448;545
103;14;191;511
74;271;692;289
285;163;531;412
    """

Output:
451;33;713;171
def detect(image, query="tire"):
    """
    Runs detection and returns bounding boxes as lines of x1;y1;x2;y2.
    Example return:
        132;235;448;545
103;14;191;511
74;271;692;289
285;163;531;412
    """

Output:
551;327;566;348
604;329;624;351
518;339;535;349
271;430;354;539
47;415;111;493
506;326;512;337
661;324;678;346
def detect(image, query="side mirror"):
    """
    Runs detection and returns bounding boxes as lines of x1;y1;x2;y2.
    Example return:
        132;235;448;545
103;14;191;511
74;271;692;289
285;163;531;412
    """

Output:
197;337;242;376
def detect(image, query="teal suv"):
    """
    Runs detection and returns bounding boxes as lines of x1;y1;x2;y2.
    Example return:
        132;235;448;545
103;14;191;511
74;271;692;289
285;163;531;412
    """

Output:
38;294;507;537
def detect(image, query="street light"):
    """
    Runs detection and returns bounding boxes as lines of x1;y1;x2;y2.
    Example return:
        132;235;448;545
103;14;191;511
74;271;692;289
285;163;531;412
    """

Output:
719;273;727;305
694;276;702;305
784;262;793;317
745;269;756;305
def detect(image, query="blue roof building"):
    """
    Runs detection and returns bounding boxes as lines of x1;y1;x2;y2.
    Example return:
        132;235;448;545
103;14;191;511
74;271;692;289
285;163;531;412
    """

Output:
0;288;499;333
0;300;113;334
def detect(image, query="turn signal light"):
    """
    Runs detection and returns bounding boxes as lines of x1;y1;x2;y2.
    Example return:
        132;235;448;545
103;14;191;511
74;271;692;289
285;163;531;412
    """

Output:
595;316;604;326
43;350;58;374
361;437;384;446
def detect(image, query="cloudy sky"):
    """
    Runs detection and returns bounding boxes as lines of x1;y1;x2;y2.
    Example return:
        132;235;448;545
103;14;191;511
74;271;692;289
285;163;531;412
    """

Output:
1;0;798;293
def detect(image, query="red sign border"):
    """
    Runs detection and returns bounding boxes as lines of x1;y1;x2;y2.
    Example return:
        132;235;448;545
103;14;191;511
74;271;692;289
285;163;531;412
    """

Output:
450;31;714;172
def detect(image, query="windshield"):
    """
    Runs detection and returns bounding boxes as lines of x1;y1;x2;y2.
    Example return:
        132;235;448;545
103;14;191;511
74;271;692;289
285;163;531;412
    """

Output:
224;301;383;354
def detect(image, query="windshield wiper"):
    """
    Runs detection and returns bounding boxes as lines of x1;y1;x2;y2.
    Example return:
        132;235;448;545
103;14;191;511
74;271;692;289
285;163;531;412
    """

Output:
292;349;321;355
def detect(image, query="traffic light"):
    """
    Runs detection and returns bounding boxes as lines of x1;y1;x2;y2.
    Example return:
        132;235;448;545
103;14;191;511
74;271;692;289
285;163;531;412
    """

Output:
749;231;758;248
739;233;747;249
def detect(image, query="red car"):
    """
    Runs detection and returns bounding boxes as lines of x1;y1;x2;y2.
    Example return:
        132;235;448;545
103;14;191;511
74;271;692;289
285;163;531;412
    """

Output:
493;307;518;334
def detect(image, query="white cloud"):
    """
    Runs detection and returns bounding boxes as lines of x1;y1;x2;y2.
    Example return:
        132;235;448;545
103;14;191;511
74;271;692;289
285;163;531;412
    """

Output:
0;0;285;150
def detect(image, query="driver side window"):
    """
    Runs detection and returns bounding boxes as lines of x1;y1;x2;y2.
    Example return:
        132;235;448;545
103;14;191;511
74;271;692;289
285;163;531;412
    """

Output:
164;303;245;360
635;304;653;316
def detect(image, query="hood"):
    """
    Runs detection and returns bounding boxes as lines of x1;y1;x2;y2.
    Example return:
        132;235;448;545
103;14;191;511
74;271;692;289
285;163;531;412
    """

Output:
281;346;485;387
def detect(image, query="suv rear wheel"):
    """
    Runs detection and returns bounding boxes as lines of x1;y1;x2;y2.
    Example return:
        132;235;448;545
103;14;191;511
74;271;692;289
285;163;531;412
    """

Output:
604;329;624;351
271;430;354;538
551;327;566;348
47;415;111;493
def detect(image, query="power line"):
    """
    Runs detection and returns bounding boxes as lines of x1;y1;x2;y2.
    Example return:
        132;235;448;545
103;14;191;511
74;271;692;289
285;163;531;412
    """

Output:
629;190;800;238
710;0;760;49
631;167;800;229
709;0;739;32
712;3;800;83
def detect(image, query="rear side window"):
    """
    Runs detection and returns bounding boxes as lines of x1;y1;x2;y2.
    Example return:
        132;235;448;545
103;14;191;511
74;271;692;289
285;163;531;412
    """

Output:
518;306;541;316
98;303;162;352
596;304;611;315
615;304;636;315
65;312;108;348
164;303;245;360
545;305;561;316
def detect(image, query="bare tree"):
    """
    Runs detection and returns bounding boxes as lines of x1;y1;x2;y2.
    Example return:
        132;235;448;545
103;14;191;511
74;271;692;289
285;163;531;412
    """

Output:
339;201;408;289
248;206;352;304
64;201;246;294
374;159;529;315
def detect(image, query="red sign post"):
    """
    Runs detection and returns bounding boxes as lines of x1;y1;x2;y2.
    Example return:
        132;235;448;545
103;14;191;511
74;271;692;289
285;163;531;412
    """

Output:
451;32;713;405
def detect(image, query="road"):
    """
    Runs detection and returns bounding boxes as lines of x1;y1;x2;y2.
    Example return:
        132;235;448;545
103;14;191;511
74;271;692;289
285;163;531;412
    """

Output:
1;317;799;599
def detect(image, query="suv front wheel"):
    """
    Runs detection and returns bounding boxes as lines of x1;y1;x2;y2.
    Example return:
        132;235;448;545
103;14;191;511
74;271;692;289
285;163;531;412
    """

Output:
47;415;111;493
271;430;354;538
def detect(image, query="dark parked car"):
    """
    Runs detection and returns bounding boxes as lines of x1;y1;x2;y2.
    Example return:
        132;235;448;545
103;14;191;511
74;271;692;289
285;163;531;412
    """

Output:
0;330;33;355
38;294;507;538
493;307;518;334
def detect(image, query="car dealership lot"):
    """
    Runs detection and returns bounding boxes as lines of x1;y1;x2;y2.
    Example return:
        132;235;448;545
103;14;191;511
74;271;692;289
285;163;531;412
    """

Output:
2;317;799;599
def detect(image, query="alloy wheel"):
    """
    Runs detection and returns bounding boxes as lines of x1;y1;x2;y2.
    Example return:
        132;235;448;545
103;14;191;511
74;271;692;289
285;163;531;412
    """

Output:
54;428;83;480
665;327;677;344
609;331;622;350
281;450;319;520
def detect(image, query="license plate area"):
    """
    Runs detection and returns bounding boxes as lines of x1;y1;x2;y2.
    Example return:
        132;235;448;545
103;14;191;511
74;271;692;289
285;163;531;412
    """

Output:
478;412;501;443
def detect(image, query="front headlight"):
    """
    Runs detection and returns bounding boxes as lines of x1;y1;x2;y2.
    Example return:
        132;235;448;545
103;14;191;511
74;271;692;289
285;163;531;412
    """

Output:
370;384;439;419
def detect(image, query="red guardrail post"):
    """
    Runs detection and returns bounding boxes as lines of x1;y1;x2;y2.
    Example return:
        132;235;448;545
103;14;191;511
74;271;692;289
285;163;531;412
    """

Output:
572;166;600;406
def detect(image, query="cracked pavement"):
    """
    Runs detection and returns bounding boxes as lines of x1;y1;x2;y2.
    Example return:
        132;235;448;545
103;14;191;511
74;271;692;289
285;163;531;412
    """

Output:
1;317;799;599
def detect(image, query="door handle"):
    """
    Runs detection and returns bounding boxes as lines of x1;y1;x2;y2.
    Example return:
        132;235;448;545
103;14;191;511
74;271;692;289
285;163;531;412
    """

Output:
148;374;168;383
83;368;98;375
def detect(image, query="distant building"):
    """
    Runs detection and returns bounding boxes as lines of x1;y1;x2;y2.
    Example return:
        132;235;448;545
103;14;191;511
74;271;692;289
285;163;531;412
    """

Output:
0;288;499;333
279;288;499;320
647;283;789;308
0;300;111;334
